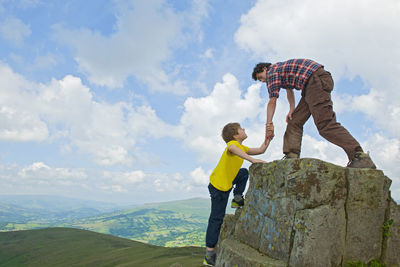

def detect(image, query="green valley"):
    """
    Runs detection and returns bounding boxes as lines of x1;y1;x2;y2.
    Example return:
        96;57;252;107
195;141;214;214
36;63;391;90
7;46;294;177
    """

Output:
61;198;211;247
0;197;237;247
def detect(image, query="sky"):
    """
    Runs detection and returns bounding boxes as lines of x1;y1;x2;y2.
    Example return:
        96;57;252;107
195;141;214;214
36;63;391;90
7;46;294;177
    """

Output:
0;0;399;205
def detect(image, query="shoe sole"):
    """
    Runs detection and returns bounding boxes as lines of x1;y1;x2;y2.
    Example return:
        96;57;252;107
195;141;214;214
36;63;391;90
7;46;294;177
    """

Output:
231;204;243;208
347;153;376;169
347;161;376;169
347;165;376;169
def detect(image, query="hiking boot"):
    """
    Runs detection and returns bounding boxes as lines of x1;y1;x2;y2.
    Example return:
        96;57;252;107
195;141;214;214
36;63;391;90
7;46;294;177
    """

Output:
231;198;244;208
203;253;216;266
347;152;376;169
281;152;299;160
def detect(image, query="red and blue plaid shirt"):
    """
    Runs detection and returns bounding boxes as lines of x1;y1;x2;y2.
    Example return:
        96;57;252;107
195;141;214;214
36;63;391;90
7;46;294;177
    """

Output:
266;59;323;98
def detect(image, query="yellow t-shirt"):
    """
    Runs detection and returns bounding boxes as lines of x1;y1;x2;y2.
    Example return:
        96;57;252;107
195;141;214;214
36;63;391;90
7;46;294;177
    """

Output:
209;140;249;191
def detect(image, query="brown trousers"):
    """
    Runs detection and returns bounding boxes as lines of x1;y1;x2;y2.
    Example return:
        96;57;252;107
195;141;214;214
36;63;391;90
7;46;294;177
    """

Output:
283;68;362;160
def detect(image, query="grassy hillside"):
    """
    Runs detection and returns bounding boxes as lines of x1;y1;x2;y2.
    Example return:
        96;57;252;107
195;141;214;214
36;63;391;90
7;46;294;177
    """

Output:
0;228;204;267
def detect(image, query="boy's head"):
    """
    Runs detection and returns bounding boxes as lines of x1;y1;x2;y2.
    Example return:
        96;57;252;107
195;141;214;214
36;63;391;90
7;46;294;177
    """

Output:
222;122;246;143
252;62;271;82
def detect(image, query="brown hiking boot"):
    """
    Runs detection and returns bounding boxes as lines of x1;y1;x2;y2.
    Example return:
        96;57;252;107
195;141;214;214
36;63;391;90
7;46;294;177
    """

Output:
281;152;299;160
347;152;376;169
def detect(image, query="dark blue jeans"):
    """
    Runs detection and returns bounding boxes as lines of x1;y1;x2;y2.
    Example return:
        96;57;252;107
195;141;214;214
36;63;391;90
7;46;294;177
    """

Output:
205;168;249;248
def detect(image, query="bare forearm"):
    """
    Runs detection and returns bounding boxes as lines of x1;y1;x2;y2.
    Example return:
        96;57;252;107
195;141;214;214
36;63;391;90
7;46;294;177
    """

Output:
266;98;277;123
248;141;269;155
237;149;256;163
286;89;295;110
229;145;261;163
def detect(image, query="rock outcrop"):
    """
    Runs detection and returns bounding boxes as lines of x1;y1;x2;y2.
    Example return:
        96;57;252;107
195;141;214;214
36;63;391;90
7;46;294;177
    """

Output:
216;158;400;267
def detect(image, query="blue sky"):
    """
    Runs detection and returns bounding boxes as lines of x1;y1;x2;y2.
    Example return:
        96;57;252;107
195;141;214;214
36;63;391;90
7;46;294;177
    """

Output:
0;0;399;204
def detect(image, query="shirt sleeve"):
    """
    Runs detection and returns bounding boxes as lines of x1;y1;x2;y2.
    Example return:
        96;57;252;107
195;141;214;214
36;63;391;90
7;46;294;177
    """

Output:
227;141;249;153
242;144;249;153
267;72;281;98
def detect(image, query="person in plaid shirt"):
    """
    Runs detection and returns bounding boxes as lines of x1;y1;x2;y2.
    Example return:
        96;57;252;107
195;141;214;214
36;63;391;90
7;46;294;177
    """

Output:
252;59;376;168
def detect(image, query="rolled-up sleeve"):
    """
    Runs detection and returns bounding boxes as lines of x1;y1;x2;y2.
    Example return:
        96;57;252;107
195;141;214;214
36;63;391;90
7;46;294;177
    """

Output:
267;73;281;98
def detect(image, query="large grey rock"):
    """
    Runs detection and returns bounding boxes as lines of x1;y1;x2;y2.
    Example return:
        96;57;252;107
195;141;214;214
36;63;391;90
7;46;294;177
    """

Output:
216;238;286;267
289;204;346;267
344;168;391;262
216;158;400;267
386;199;400;266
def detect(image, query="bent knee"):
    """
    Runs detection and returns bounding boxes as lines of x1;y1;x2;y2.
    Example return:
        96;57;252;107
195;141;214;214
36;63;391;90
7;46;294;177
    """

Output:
287;118;305;129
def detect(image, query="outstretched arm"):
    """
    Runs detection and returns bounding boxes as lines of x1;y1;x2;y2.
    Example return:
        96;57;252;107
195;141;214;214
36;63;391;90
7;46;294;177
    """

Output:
248;139;270;155
228;145;266;164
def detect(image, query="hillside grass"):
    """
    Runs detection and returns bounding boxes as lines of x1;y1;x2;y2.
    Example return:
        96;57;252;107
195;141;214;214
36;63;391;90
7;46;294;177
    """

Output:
0;227;204;267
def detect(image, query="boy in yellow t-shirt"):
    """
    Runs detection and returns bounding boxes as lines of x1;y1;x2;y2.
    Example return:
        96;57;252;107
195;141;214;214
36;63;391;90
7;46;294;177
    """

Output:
203;122;270;266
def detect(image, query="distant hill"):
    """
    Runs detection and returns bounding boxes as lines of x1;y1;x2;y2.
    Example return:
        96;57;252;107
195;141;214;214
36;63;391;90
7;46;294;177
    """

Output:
0;195;121;224
0;227;204;267
0;195;119;211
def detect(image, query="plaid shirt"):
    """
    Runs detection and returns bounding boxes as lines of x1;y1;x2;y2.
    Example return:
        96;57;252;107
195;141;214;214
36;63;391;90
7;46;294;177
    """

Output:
266;59;323;98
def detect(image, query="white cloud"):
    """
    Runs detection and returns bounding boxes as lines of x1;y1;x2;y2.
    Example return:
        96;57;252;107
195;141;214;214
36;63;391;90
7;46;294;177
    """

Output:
104;170;145;184
235;0;400;79
18;162;88;186
189;167;210;186
180;73;264;162
0;63;48;142
53;0;179;89
363;134;400;200
332;89;400;138
54;0;210;93
0;63;180;166
102;167;209;197
0;162;93;197
98;169;210;199
153;172;186;192
0;106;48;141
348;89;400;137
127;105;184;141
0;16;31;44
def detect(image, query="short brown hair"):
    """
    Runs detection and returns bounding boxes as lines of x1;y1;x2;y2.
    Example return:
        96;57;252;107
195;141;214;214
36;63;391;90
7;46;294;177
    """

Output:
252;62;271;81
221;122;240;143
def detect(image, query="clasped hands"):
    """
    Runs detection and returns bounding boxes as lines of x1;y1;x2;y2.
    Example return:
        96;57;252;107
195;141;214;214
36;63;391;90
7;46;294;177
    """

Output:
265;122;274;143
